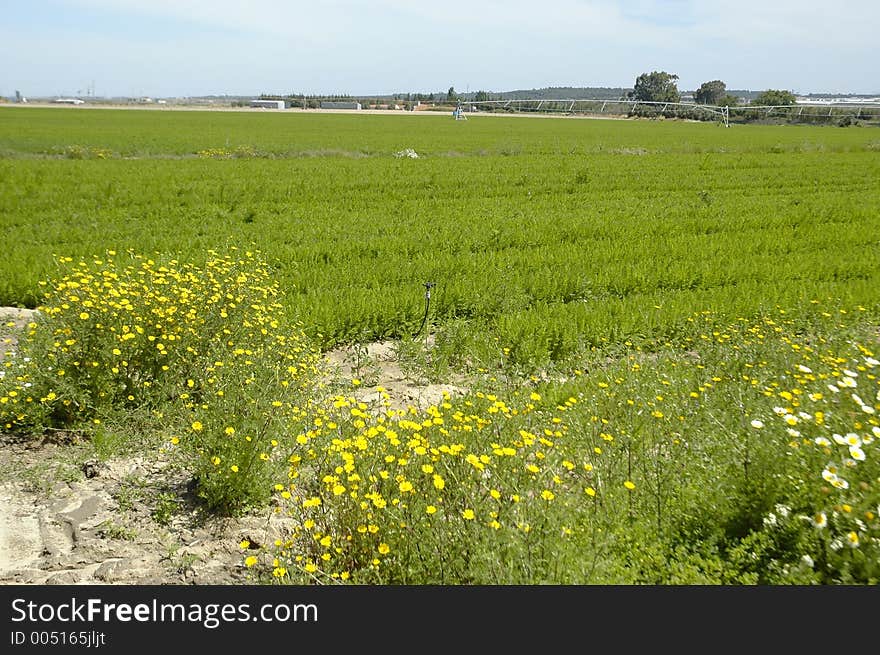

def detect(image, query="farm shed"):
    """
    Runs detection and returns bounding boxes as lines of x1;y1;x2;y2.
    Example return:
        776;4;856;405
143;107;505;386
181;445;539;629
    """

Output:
250;99;286;109
320;101;361;110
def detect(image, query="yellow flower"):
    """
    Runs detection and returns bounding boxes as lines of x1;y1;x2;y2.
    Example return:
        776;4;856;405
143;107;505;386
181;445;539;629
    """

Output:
191;421;203;431
624;480;636;490
211;456;220;466
433;474;445;490
426;505;437;515
230;465;239;473
541;489;555;501
462;509;475;520
585;487;596;497
224;426;235;435
399;480;413;493
245;556;258;567
239;540;250;549
378;543;390;555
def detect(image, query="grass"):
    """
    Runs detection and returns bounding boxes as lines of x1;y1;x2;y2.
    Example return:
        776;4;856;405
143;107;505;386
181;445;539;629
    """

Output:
1;108;878;368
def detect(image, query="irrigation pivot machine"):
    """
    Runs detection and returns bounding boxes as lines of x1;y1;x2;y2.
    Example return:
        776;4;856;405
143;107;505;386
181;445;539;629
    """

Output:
457;97;880;127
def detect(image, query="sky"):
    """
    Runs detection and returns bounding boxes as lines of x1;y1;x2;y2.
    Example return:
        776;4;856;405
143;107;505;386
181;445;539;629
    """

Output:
2;0;878;98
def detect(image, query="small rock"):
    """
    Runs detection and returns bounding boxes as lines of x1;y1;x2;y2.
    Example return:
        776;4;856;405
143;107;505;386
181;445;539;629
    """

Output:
82;459;100;478
45;570;81;585
94;558;128;582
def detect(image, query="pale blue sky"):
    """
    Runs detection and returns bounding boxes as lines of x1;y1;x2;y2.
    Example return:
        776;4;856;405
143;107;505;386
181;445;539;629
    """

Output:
2;0;878;98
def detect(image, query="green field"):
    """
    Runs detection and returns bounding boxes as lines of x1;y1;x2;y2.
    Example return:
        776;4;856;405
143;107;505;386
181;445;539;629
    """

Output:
2;106;879;365
2;106;879;584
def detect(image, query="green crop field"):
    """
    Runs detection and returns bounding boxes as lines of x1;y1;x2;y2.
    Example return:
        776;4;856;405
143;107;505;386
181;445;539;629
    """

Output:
2;107;878;366
1;106;879;584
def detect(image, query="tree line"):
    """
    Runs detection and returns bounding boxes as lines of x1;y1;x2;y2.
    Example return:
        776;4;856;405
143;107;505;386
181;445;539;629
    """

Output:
629;71;797;107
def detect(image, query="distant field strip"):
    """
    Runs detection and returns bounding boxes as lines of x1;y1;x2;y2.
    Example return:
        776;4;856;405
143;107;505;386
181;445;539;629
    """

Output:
1;107;878;362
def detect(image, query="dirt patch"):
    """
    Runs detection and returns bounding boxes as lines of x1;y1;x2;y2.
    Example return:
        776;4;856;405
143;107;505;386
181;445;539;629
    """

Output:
0;433;290;584
1;307;37;360
323;340;468;411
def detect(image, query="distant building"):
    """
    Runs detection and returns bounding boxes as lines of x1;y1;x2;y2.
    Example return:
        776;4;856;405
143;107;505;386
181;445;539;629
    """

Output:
320;101;361;110
250;99;286;109
53;98;85;105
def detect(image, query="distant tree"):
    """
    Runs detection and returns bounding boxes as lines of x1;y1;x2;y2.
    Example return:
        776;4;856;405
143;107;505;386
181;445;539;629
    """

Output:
630;71;681;103
694;80;727;105
473;90;489;102
718;94;739;107
752;89;797;106
446;86;458;103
